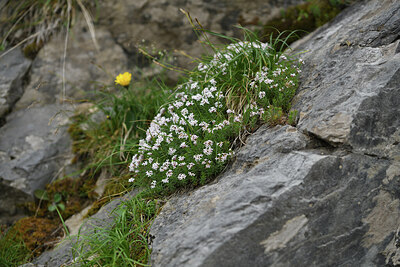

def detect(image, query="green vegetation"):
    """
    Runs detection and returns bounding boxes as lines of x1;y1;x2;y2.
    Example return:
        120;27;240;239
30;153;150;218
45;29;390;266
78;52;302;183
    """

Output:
68;19;303;264
73;193;161;266
262;0;356;45
0;227;30;267
129;27;302;196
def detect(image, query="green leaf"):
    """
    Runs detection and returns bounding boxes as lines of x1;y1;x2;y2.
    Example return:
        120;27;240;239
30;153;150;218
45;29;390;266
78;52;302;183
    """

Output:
53;193;62;203
48;204;56;212
57;203;65;211
34;189;49;201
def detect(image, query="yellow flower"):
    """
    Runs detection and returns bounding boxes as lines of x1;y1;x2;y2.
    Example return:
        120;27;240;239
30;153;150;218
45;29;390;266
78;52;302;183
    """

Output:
115;72;132;86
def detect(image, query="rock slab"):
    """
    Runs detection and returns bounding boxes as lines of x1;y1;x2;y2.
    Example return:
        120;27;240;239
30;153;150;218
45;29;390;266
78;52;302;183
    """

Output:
0;49;31;120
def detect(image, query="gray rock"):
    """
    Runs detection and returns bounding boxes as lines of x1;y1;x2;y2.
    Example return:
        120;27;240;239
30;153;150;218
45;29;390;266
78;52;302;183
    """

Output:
31;190;139;266
0;104;72;225
97;0;305;71
149;0;400;266
15;18;128;110
150;127;397;266
0;16;128;225
0;49;31;119
291;0;400;159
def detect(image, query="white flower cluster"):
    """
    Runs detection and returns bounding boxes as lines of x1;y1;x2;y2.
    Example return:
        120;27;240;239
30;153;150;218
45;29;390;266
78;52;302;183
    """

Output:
129;39;301;191
129;76;236;189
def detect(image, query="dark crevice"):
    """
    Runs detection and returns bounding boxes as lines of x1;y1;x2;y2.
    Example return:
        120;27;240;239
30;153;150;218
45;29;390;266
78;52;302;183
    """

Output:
302;131;338;151
355;151;390;161
295;129;392;162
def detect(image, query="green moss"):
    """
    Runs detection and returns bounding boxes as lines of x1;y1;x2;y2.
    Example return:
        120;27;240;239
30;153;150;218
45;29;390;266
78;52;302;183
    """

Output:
22;41;44;60
25;176;97;221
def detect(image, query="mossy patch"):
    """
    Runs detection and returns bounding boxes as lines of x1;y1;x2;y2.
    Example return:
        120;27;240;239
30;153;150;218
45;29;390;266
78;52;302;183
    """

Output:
12;217;63;257
25;176;97;220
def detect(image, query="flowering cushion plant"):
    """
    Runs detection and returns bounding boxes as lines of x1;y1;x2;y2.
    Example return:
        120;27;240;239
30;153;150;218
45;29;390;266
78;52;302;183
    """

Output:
129;31;303;195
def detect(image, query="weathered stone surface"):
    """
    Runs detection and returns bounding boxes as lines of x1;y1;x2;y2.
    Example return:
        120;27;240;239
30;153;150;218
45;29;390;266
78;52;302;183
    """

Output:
291;0;400;160
97;0;304;70
149;1;400;266
0;104;72;225
0;49;31;119
15;19;128;110
0;17;128;225
31;190;139;266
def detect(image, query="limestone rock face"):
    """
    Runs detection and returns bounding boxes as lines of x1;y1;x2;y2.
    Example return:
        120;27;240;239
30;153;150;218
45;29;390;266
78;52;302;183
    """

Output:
0;49;31;119
0;18;128;225
292;0;400;160
15;20;128;110
0;104;72;225
149;0;400;266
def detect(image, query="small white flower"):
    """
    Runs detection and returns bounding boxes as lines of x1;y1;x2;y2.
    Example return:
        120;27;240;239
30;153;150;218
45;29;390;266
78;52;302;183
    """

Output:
178;173;187;180
209;107;217;113
204;140;213;147
264;78;273;84
188;172;195;177
194;154;203;162
234;115;242;122
190;82;198;90
226;109;234;114
191;135;198;143
150;180;157;189
179;142;187;148
259;91;266;98
146;171;153;177
162;177;169;184
203;147;213;155
192;94;202;101
128;177;135;183
168;147;176;155
166;170;173;177
178;156;185;161
174;101;183;108
187;163;195;169
152;162;159;170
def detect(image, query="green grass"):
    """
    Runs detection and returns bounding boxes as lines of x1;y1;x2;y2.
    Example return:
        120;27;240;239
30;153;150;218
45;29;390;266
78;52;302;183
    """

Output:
69;78;170;177
72;193;159;266
0;227;31;267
